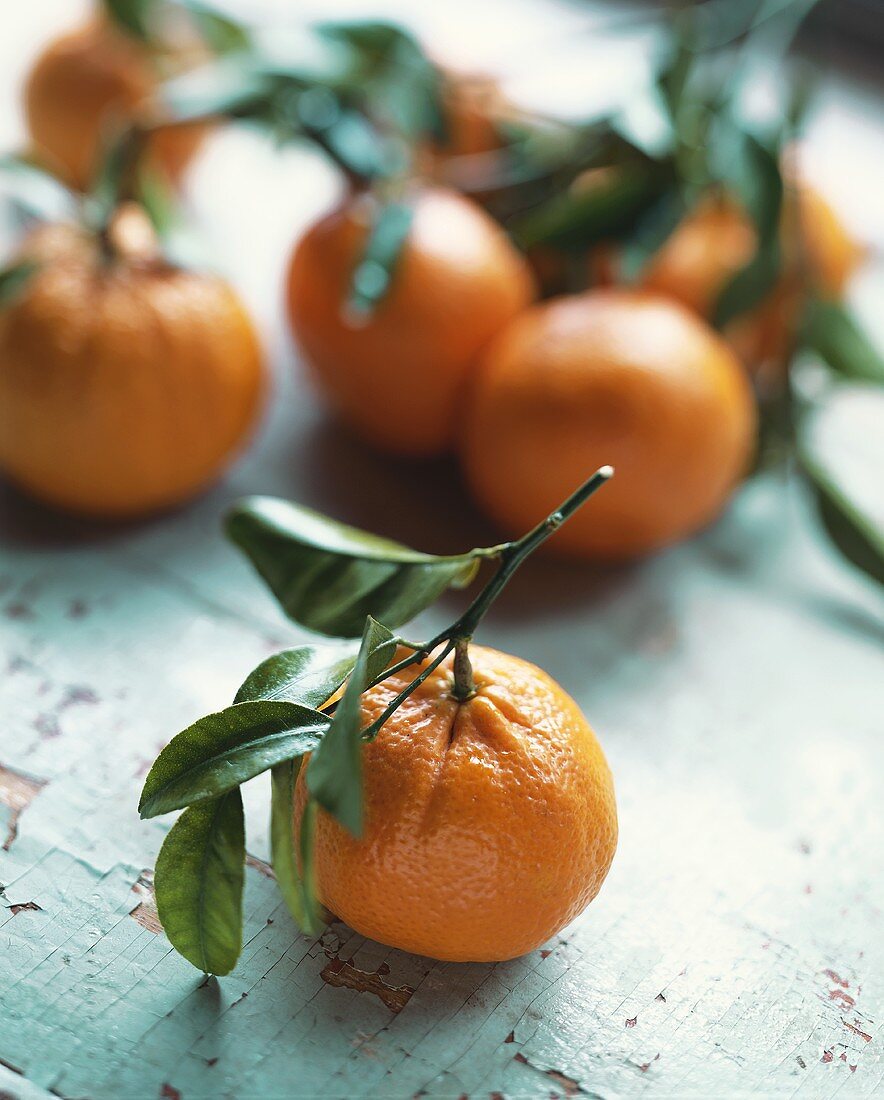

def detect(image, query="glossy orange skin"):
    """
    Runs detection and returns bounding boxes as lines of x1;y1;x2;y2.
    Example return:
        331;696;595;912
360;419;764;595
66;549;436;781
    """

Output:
461;290;756;559
24;19;205;191
0;217;264;518
286;188;535;457
639;186;863;369
296;645;617;962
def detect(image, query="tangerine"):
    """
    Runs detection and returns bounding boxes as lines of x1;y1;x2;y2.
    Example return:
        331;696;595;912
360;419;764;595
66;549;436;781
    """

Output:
638;184;863;369
296;644;617;962
24;18;205;191
286;187;535;456
461;289;756;558
0;206;264;517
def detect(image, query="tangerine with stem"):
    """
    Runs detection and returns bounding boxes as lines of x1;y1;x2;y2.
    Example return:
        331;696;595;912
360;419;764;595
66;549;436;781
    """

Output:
286;187;536;457
294;468;618;962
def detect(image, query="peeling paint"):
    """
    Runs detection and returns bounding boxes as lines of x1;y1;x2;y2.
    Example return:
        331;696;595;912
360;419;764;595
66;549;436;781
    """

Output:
0;765;47;850
320;957;415;1014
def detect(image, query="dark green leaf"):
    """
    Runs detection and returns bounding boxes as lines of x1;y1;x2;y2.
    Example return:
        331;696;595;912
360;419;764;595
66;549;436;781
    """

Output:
310;109;394;180
269;759;323;935
711;122;783;242
306;617;396;835
511;163;664;251
139;700;330;818
235;642;359;707
225;496;483;637
134;164;177;235
154;789;245;974
180;1;250;55
799;383;884;585
86;125;146;226
657;13;695;124
0;260;39;307
101;0;155;42
802;299;884;386
710;122;785;328
620;187;687;282
714;238;781;329
347;201;413;317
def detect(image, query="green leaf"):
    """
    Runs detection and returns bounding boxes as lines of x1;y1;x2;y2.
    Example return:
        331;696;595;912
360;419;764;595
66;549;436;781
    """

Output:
802;299;884;386
101;0;155;42
306;617;396;835
134;164;177;235
711;125;785;328
85;125;147;226
154;789;245;974
180;1;250;55
269;759;323;935
318;20;445;141
710;124;784;327
0;260;39;307
713;123;783;241
347;201;413;317
0;153;74;222
235;642;359;707
225;496;483;637
511;163;664;251
139;700;330;818
620;187;687;282
157;57;273;126
799;383;884;585
714;238;781;329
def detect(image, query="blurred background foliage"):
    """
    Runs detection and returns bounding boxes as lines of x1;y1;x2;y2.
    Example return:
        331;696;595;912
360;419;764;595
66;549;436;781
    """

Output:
1;0;882;583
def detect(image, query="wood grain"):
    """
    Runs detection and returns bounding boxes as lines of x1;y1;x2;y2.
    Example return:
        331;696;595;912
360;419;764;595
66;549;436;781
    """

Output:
1;7;883;1098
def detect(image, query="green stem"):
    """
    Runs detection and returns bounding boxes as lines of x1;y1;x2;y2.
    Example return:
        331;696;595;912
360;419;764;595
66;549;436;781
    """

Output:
362;640;455;740
440;464;613;643
354;465;613;733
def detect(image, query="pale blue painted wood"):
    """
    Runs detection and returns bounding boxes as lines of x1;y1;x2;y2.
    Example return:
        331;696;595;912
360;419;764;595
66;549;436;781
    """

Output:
2;6;884;1099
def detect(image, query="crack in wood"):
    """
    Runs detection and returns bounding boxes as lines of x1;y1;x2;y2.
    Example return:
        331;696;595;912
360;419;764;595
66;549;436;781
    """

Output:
512;1051;585;1096
0;764;47;850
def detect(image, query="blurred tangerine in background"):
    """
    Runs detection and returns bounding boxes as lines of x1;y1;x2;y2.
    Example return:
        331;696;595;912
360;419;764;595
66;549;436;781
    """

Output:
0;204;264;517
0;1;880;586
24;13;206;191
286;187;535;457
461;289;756;559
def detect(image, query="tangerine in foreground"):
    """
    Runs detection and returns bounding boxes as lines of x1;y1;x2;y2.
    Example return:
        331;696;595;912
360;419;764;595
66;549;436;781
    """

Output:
461;289;756;559
295;645;617;962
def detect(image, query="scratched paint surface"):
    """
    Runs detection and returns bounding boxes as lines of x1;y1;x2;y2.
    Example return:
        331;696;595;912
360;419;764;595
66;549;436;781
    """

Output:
2;6;884;1100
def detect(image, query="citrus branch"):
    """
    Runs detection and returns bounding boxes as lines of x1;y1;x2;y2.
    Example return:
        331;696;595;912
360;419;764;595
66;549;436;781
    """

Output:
356;464;614;733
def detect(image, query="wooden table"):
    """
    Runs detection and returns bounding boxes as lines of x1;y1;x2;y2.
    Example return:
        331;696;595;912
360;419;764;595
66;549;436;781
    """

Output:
2;3;883;1097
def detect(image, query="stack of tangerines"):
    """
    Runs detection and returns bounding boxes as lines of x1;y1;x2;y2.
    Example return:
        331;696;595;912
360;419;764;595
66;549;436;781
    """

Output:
0;2;869;571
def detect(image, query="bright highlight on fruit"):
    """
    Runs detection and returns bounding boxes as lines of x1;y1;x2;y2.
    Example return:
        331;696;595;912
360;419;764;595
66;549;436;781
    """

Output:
140;467;618;972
